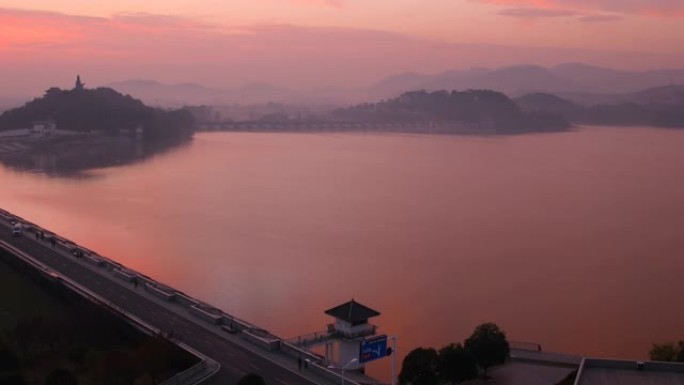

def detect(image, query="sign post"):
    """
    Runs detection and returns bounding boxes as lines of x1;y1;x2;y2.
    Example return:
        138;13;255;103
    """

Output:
389;335;397;385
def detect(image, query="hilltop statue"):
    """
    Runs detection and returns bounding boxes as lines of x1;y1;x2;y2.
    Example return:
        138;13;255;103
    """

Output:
74;75;85;91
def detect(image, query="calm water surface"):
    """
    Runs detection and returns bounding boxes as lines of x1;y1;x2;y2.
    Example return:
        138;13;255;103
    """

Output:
2;127;683;378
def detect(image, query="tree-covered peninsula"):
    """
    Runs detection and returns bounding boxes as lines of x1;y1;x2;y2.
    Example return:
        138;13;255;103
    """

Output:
0;77;195;142
332;89;570;133
0;77;195;175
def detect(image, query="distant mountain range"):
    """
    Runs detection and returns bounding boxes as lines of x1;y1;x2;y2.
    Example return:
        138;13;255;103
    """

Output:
101;63;684;107
0;96;31;112
369;63;684;100
105;79;350;107
514;85;684;127
517;85;684;110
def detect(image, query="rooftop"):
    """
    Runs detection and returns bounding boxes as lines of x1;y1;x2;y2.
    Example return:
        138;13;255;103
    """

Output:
324;299;380;324
576;358;684;385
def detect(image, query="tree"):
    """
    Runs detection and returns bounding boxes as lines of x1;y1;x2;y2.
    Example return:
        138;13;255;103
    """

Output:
398;347;439;385
649;341;684;362
237;373;265;385
438;343;478;384
463;323;510;378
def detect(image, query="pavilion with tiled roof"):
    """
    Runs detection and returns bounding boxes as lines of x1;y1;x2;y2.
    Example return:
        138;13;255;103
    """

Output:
323;299;381;370
325;299;381;326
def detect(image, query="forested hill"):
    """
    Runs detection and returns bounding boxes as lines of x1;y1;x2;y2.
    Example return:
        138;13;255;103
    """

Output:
515;86;684;128
332;89;570;133
0;86;195;142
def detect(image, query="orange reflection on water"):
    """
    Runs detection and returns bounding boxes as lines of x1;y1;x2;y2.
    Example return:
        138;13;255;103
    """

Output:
2;128;684;381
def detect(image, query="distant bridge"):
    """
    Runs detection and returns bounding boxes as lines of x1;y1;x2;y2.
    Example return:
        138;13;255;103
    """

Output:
197;120;497;133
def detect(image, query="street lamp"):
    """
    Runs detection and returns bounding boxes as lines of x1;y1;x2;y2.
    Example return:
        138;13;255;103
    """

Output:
328;357;359;385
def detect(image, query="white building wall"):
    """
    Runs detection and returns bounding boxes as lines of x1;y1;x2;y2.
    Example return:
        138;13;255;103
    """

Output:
338;340;363;370
335;320;373;337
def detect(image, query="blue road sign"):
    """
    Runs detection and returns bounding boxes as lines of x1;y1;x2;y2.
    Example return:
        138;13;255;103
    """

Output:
359;335;388;363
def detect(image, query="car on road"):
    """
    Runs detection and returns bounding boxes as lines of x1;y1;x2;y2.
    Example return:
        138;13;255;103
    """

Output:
12;223;24;237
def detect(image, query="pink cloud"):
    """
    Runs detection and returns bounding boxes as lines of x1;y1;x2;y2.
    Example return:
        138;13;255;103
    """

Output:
498;7;578;18
0;7;682;97
474;0;684;17
578;14;623;23
288;0;345;8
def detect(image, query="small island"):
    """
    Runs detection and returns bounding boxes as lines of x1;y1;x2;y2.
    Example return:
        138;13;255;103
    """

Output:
0;76;195;175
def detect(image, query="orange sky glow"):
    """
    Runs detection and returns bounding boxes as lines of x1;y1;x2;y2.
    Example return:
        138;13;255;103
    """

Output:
1;0;683;95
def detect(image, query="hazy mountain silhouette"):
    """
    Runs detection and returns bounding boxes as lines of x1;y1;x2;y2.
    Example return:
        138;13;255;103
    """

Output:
559;84;684;106
372;64;684;100
369;68;491;98
103;63;684;107
0;96;30;112
519;85;684;108
515;85;684;128
369;65;580;98
514;93;581;114
627;85;684;105
107;80;227;106
107;79;362;106
461;65;578;95
550;63;684;94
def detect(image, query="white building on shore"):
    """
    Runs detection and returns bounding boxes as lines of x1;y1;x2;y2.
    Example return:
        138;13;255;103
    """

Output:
32;120;57;137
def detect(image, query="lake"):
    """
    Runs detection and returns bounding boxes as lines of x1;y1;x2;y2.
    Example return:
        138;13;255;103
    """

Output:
2;126;683;379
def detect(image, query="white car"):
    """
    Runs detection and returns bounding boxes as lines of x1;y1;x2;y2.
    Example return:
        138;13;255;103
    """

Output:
11;223;23;237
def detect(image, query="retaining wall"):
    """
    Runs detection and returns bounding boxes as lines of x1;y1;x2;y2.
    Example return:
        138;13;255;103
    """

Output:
146;283;176;301
243;329;281;351
190;305;223;324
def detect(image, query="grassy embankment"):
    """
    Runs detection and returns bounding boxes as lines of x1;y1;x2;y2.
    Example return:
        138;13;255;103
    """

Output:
0;256;199;385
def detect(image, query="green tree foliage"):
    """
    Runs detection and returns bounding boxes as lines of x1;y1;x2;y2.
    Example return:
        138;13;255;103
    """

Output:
399;347;439;385
438;343;478;384
237;373;266;385
649;341;684;362
463;323;510;377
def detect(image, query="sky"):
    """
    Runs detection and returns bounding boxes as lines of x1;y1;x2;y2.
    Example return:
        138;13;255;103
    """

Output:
1;0;684;95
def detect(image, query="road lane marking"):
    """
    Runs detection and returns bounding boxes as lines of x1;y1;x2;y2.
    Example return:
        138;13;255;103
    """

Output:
249;364;261;371
275;378;290;385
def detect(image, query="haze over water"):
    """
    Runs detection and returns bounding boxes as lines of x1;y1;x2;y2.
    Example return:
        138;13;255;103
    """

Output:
2;127;684;378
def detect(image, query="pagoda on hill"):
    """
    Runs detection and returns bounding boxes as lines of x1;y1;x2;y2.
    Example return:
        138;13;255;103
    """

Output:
74;75;85;91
